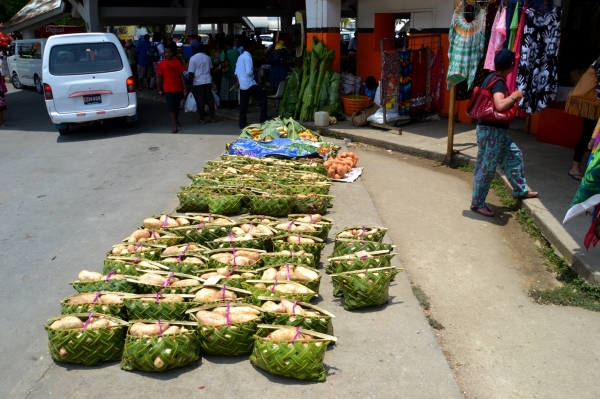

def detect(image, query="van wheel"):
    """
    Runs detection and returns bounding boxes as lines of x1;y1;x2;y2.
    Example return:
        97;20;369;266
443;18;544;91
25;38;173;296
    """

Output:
58;126;70;135
34;76;43;94
11;73;22;89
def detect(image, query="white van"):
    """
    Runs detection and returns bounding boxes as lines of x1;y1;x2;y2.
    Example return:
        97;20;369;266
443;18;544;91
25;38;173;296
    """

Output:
42;33;137;135
7;39;46;93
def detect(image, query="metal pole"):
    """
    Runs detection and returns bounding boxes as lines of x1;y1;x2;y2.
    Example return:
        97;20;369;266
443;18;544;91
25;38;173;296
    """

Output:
445;85;456;164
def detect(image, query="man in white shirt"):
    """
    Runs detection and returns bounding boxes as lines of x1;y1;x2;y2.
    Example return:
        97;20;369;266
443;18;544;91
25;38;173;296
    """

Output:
234;42;267;129
187;40;216;124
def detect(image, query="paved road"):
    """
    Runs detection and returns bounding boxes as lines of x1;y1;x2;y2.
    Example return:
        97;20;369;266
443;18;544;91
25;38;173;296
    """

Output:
1;89;461;398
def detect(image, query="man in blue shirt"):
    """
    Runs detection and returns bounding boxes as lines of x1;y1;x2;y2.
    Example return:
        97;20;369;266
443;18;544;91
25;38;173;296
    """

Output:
136;34;153;90
234;42;267;129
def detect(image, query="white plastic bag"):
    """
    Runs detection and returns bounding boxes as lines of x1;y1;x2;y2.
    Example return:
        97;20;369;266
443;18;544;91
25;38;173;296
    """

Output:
367;108;405;124
212;90;220;108
184;92;197;113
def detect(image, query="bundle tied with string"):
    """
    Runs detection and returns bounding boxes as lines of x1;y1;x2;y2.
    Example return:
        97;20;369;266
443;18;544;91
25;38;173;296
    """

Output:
327;250;397;297
331;267;401;310
288;214;333;240
60;291;129;320
188;284;253;306
257;263;322;293
160;245;209;274
292;194;333;215
187;303;263;355
335;225;387;243
206;229;269;251
250;325;336;382
106;242;165;261
259;297;334;335
129;271;202;295
123;293;193;321
71;271;138;294
170;217;235;244
45;313;128;366
120;320;200;372
272;234;325;264
332;238;395;257
248;193;296;217
242;279;317;305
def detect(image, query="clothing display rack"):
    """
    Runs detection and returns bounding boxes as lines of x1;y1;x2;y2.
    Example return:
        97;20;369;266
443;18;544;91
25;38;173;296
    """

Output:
377;34;443;134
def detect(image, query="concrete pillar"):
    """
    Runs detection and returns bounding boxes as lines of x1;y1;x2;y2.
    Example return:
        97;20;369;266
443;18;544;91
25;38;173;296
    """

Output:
79;0;101;32
305;0;341;72
185;0;199;42
216;23;223;34
226;23;234;35
21;30;35;39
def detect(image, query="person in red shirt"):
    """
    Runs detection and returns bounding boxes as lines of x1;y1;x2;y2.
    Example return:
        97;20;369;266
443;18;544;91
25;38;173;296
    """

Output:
157;43;187;133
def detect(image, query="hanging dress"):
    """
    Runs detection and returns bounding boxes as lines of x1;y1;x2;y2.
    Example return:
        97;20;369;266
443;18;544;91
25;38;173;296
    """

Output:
516;6;562;114
484;7;507;71
429;47;445;112
506;7;526;92
381;50;401;105
507;3;520;50
410;48;429;115
397;50;412;116
447;8;486;90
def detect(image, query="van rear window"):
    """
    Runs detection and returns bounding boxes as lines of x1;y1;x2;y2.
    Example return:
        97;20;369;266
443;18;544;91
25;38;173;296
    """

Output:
49;43;123;75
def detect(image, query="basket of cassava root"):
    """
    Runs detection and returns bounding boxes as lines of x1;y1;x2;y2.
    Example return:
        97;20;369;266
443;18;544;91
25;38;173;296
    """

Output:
123;293;193;321
120;320;200;372
61;292;131;320
331;267;401;310
259;297;334;335
335;226;388;243
45;313;128;366
272;234;326;264
250;325;336;382
128;272;202;295
187;303;263;355
257;263;321;293
71;270;137;294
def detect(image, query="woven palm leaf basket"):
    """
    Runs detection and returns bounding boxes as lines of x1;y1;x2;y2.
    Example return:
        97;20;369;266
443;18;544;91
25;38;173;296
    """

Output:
331;267;401;310
128;271;203;295
261;250;316;268
106;243;165;261
326;250;397;274
103;256;147;276
237;215;281;225
187;303;263;355
205;247;265;270
293;194;334;215
272;220;326;241
176;186;216;212
288;214;333;240
171;221;234;245
120;320;200;372
248;193;296;217
250;325;336;382
121;229;183;247
285;182;331;195
335;225;388;243
206;232;269;251
45;313;128;366
188;284;253;307
61;292;133;320
160;242;209;257
71;274;138;294
255;263;321;294
159;252;209;275
242;280;317;305
196;267;260;289
206;193;245;215
272;234;326;264
332;239;395;257
123;294;195;321
258;297;334;335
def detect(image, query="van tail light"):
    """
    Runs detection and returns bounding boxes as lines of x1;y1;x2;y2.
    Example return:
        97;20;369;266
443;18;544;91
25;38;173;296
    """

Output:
43;83;53;100
126;77;135;93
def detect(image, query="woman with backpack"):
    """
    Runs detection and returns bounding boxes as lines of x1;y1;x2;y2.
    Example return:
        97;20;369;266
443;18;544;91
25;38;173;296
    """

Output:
470;49;537;217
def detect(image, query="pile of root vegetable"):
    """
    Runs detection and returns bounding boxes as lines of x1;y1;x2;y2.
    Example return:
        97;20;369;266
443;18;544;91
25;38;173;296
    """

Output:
45;153;399;381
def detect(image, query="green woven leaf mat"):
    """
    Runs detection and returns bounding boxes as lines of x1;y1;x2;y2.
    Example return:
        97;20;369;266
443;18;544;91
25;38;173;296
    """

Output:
331;267;401;310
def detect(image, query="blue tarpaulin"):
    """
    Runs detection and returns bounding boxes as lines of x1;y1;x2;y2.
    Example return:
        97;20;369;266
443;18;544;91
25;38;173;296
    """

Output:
227;138;339;159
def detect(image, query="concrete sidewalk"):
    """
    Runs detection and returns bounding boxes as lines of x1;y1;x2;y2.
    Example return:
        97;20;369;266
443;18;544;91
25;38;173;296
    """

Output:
138;91;600;284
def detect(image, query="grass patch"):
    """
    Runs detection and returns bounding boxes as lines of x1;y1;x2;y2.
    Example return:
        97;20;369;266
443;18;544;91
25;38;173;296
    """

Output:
511;208;600;312
412;285;444;329
491;178;517;209
412;285;430;310
446;162;475;173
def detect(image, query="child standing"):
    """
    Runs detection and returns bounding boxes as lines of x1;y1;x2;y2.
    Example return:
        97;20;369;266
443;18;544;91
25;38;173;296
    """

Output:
156;43;187;133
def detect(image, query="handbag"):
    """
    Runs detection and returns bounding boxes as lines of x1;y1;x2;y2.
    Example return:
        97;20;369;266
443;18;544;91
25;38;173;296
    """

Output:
466;75;517;124
221;50;230;73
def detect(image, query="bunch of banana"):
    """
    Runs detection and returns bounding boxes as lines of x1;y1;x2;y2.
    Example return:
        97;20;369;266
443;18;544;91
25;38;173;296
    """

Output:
275;126;288;138
249;127;264;139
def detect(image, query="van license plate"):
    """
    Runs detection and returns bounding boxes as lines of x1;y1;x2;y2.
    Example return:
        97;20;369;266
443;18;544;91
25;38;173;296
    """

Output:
83;95;102;105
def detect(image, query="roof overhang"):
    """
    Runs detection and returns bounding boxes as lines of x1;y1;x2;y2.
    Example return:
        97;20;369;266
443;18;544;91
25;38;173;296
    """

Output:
1;0;69;33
